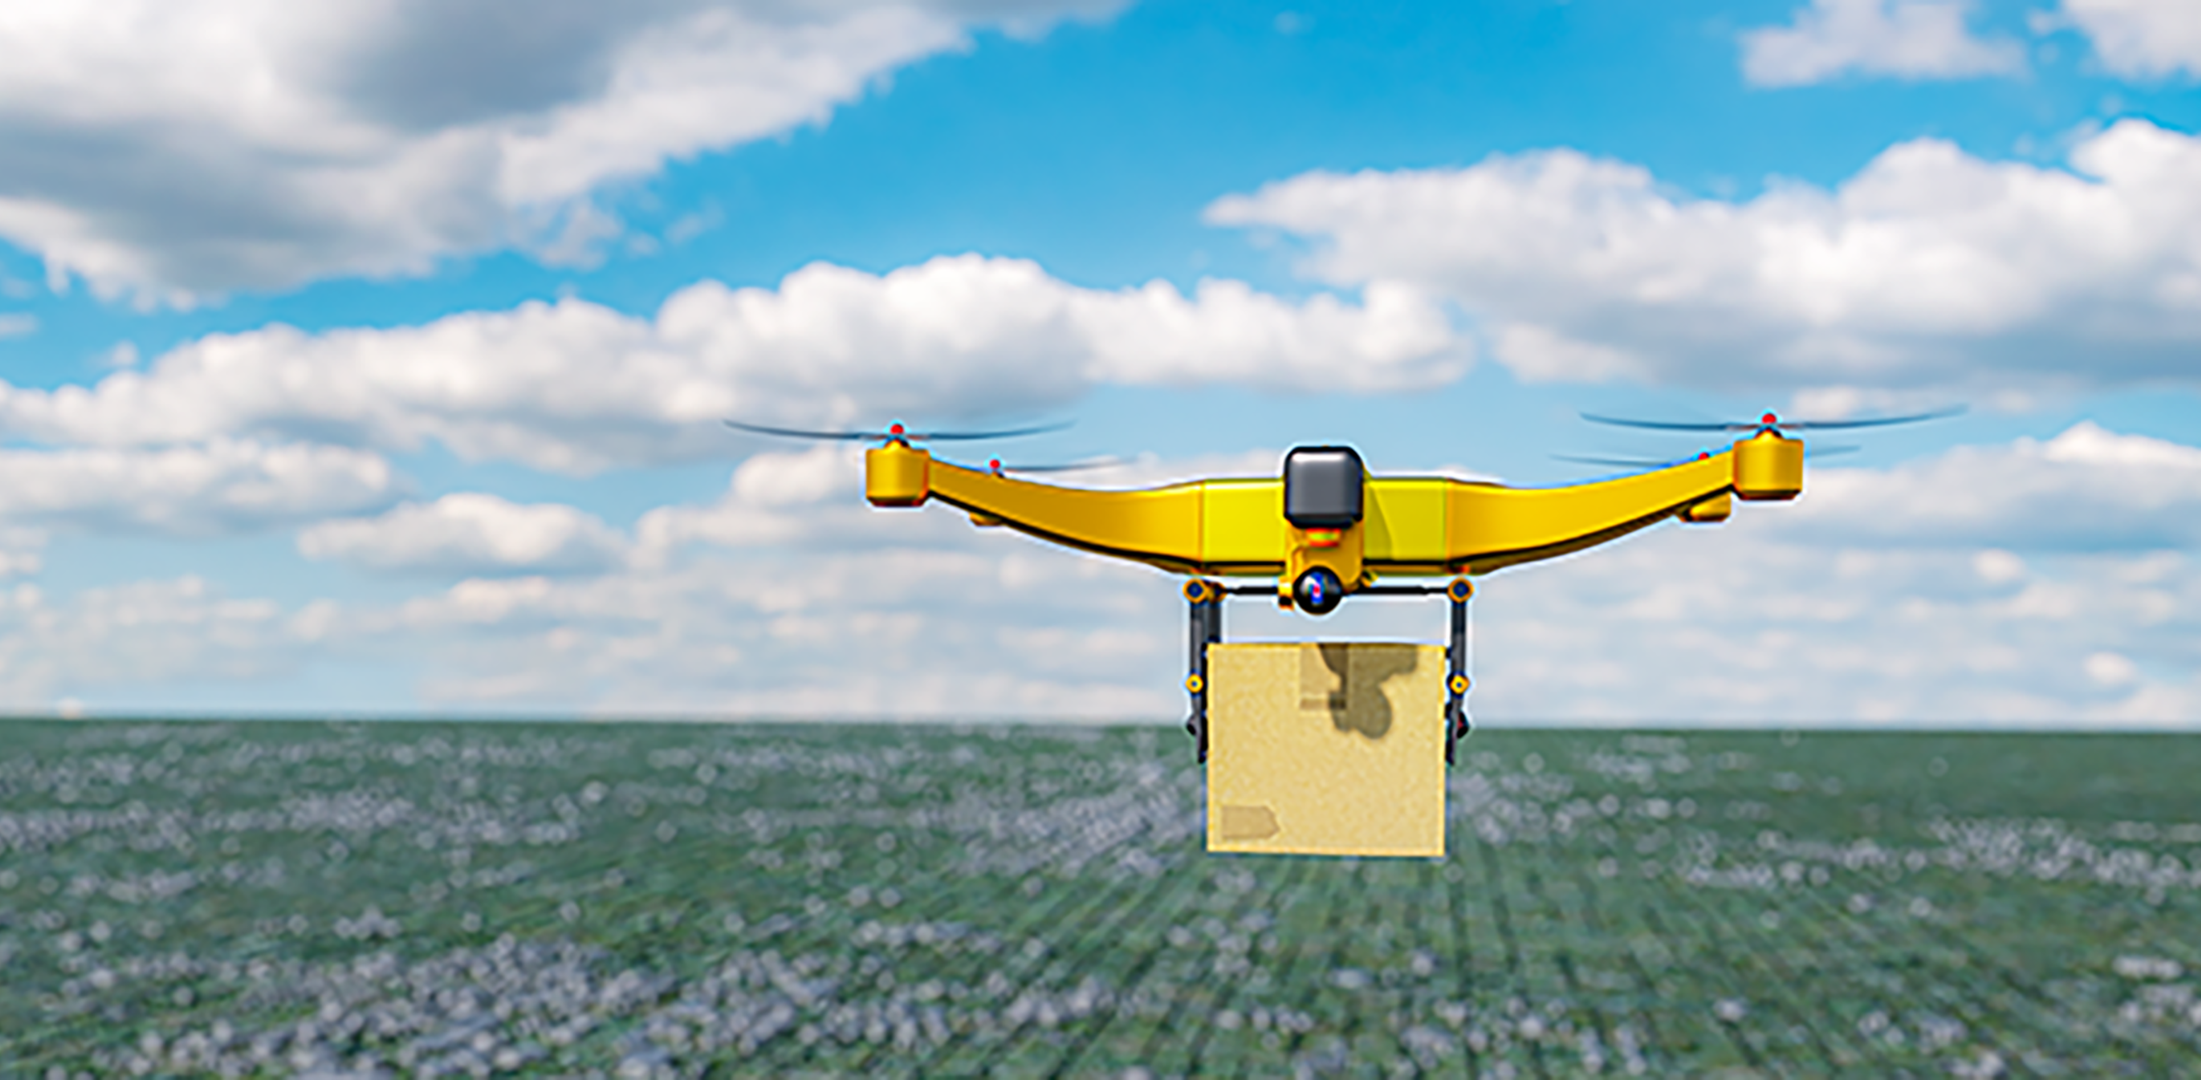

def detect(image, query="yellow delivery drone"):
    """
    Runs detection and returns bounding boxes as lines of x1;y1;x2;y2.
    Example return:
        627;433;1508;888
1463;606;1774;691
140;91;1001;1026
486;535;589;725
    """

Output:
728;409;1950;855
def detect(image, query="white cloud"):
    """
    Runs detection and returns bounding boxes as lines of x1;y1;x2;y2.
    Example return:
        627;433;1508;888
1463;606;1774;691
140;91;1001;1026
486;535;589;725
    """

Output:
11;428;2201;724
0;255;1465;474
323;426;2201;723
0;439;396;535
1973;548;2025;584
1468;527;2201;725
1784;422;2201;550
1206;119;2201;397
632;445;868;558
2060;0;2201;79
0;527;43;578
2084;650;2139;686
1449;423;2201;724
1741;0;2025;87
370;540;1180;718
0;312;34;338
0;0;1121;302
298;493;628;575
278;446;1282;716
0;576;310;708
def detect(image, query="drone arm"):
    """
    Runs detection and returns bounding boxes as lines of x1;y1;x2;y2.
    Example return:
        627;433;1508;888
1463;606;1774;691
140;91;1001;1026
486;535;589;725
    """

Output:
1441;455;1737;572
868;443;1221;573
1361;433;1799;575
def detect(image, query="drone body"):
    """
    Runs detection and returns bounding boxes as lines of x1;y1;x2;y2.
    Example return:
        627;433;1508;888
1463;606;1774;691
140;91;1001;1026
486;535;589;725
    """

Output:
859;427;1803;767
729;408;1951;778
722;408;1954;855
863;429;1803;599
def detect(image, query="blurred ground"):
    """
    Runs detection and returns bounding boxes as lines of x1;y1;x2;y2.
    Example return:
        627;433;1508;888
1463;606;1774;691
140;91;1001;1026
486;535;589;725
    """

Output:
4;720;2200;1076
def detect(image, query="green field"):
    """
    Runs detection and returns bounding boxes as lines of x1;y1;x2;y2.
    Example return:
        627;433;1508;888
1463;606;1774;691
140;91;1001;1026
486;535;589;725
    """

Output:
4;720;2200;1076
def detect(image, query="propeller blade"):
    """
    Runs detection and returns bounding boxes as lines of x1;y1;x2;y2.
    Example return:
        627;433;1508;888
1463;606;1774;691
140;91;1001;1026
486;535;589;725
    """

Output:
943;455;1125;475
1553;442;1861;471
1581;405;1963;433
994;457;1123;473
722;419;881;441
724;418;1073;442
1772;405;1966;431
1579;413;1749;433
905;420;1074;441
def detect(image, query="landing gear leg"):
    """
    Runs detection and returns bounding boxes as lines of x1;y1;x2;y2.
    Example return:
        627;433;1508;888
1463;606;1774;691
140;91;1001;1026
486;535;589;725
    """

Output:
1444;576;1473;765
1183;579;1222;762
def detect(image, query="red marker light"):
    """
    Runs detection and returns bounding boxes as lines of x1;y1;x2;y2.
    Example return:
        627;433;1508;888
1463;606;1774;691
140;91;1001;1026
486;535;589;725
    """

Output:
1761;412;1778;426
989;459;1003;474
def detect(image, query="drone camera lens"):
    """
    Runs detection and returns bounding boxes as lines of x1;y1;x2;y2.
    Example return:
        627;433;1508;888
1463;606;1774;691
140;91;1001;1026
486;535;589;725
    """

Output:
1292;567;1345;616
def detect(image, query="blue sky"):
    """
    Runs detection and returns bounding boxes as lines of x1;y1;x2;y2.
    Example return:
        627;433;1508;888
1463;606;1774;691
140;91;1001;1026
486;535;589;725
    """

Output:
0;0;2196;724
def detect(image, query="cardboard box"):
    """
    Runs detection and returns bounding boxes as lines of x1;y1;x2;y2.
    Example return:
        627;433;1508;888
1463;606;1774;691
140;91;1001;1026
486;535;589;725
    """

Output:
1205;642;1447;857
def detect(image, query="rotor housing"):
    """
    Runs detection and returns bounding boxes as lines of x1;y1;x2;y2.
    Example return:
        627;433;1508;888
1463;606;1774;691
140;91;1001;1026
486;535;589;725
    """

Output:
1731;431;1804;501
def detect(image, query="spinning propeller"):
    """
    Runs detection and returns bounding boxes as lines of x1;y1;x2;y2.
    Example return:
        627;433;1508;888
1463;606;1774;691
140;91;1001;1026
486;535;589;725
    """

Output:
1554;445;1858;469
1579;405;1964;433
725;417;1111;475
955;456;1126;477
723;418;1071;443
1559;405;1961;475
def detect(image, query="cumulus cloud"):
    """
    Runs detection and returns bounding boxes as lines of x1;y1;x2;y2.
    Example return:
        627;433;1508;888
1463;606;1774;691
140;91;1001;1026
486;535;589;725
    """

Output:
633;445;868;558
1451;422;2201;724
290;445;1287;715
13;428;2201;723
2059;0;2201;79
1207;119;2201;397
632;443;1289;567
1469;525;2201;726
1741;0;2025;86
0;255;1465;474
0;0;1120;302
298;494;628;576
363;425;2201;723
0;527;44;578
0;576;313;708
372;535;1180;718
0;439;396;536
1782;422;2201;551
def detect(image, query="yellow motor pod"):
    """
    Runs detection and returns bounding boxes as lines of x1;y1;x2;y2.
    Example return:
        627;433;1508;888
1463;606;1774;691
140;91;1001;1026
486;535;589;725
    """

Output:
865;443;930;507
1731;432;1803;501
1679;492;1733;523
